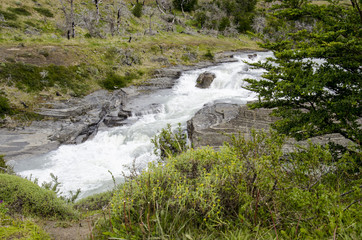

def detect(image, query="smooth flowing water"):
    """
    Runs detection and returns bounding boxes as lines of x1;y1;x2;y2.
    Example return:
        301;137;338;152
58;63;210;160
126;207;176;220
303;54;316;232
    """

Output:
13;51;273;198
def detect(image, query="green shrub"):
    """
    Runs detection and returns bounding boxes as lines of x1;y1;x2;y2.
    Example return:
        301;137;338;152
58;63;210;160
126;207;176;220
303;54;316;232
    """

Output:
0;155;14;174
219;16;230;31
195;11;208;28
132;3;143;18
0;174;78;219
101;72;136;90
204;49;214;60
33;7;54;18
0;10;18;21
0;95;11;118
173;0;197;12
152;123;188;160
105;130;361;239
8;7;31;16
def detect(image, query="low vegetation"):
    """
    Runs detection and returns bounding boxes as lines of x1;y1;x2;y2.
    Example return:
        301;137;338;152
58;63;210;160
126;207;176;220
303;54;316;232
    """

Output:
0;173;77;219
94;130;361;239
0;204;51;240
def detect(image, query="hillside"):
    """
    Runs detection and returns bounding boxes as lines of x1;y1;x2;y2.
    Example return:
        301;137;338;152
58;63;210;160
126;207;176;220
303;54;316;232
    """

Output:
0;0;262;126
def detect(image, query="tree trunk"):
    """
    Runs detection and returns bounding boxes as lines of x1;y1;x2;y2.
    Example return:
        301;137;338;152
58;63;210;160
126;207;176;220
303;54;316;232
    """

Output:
70;0;75;38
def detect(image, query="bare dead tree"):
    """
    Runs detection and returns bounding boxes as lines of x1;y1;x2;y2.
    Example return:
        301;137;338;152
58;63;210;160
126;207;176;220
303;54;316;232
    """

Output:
149;9;155;33
59;0;75;39
155;0;166;14
94;0;100;16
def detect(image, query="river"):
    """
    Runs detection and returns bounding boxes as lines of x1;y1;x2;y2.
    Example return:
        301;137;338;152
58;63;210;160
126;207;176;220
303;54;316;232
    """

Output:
13;51;273;198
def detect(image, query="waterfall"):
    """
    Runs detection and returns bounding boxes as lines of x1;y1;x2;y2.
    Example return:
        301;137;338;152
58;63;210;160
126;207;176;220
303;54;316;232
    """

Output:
13;51;273;198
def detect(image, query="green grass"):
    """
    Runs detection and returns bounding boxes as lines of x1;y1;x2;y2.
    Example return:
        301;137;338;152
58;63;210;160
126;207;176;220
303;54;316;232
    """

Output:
0;62;90;96
0;211;51;240
0;174;78;219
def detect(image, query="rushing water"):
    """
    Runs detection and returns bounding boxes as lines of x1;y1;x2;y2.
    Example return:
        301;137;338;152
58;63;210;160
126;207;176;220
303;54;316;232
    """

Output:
13;51;273;198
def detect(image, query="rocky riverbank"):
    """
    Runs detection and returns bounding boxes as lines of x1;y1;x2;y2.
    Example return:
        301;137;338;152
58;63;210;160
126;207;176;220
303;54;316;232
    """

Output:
0;51;248;162
187;102;351;152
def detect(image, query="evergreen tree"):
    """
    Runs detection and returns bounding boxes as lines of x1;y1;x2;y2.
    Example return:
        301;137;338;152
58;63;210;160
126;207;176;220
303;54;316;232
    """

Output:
245;1;362;149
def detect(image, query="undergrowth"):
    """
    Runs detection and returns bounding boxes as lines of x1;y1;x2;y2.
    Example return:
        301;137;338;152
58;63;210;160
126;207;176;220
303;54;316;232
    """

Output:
98;130;361;239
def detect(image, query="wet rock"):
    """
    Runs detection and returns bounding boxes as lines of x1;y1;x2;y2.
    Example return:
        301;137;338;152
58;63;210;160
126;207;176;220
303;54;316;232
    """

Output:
241;65;249;72
195;72;216;88
248;54;257;60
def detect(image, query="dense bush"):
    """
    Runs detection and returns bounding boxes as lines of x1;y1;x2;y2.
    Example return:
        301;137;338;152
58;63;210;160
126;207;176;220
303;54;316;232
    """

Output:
152;123;188;160
173;0;198;12
0;174;77;219
101;72;134;90
195;11;208;28
132;3;143;18
219;16;230;31
104;131;361;239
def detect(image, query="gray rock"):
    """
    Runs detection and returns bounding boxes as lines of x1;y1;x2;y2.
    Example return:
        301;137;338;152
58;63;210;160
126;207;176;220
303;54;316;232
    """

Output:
187;102;351;152
248;54;257;60
195;72;216;88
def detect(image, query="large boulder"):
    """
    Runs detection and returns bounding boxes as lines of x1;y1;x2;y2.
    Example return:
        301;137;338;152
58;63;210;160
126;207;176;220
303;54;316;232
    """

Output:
187;102;351;152
195;72;216;88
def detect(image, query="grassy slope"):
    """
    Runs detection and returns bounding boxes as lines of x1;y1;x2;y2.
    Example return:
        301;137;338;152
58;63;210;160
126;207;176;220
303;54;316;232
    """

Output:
0;0;260;123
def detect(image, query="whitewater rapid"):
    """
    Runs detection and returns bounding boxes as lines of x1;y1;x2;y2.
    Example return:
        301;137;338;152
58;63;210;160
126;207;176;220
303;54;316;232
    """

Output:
13;51;273;198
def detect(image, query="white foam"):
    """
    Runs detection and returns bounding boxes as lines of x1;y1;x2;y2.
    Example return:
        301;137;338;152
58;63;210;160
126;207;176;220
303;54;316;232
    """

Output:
14;51;274;198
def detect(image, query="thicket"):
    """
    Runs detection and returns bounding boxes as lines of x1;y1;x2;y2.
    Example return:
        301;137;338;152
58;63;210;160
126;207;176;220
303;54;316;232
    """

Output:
100;130;361;239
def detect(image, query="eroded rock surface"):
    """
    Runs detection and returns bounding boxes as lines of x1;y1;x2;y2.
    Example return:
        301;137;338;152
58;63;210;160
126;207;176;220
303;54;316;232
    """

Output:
187;102;351;152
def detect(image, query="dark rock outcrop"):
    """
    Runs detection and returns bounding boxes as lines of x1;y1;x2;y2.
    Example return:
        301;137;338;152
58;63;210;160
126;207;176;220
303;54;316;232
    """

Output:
195;72;216;88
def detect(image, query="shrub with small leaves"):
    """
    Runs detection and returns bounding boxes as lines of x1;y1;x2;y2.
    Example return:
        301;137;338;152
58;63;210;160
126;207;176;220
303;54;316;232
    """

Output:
152;123;188;160
132;3;143;18
105;130;361;239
